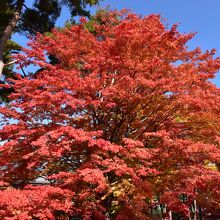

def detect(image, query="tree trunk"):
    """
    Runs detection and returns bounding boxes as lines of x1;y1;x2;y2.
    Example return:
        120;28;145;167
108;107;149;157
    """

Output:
0;0;24;77
193;200;197;220
198;206;203;220
169;210;172;220
0;60;4;78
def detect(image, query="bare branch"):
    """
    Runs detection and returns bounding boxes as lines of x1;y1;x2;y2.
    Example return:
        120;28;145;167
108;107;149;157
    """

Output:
4;59;20;66
19;63;27;77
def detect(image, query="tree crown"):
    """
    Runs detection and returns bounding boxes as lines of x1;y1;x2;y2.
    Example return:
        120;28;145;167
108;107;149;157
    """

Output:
1;10;220;219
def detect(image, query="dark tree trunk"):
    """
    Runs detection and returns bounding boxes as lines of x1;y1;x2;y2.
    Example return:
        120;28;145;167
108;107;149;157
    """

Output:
0;0;24;77
198;206;203;220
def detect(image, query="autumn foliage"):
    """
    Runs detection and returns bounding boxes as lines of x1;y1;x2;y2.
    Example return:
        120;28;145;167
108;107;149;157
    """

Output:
1;10;220;219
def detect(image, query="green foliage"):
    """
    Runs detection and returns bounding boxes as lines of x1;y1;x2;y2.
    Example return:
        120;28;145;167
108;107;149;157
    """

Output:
17;0;101;36
3;40;21;77
0;1;21;78
0;0;15;36
17;0;62;35
62;0;100;17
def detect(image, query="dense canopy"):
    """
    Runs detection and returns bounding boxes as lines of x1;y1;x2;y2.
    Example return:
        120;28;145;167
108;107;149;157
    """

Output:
0;0;101;102
0;10;220;219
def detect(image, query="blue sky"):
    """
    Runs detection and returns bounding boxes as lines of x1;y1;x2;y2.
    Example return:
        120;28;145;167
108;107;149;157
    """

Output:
13;0;220;86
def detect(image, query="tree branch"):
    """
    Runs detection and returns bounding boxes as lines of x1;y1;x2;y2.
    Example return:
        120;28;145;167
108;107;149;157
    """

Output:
19;63;27;77
4;58;20;66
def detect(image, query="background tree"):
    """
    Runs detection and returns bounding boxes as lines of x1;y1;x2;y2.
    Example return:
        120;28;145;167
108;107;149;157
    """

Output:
0;10;220;219
0;0;101;102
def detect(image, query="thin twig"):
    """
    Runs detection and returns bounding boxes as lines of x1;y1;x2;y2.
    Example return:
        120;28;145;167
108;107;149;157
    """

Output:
19;63;27;77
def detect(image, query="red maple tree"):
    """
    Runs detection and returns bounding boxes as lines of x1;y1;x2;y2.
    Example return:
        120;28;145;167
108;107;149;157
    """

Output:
1;10;220;219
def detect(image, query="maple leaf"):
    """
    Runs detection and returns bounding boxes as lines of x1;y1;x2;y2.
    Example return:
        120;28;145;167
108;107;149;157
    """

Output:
0;9;220;219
